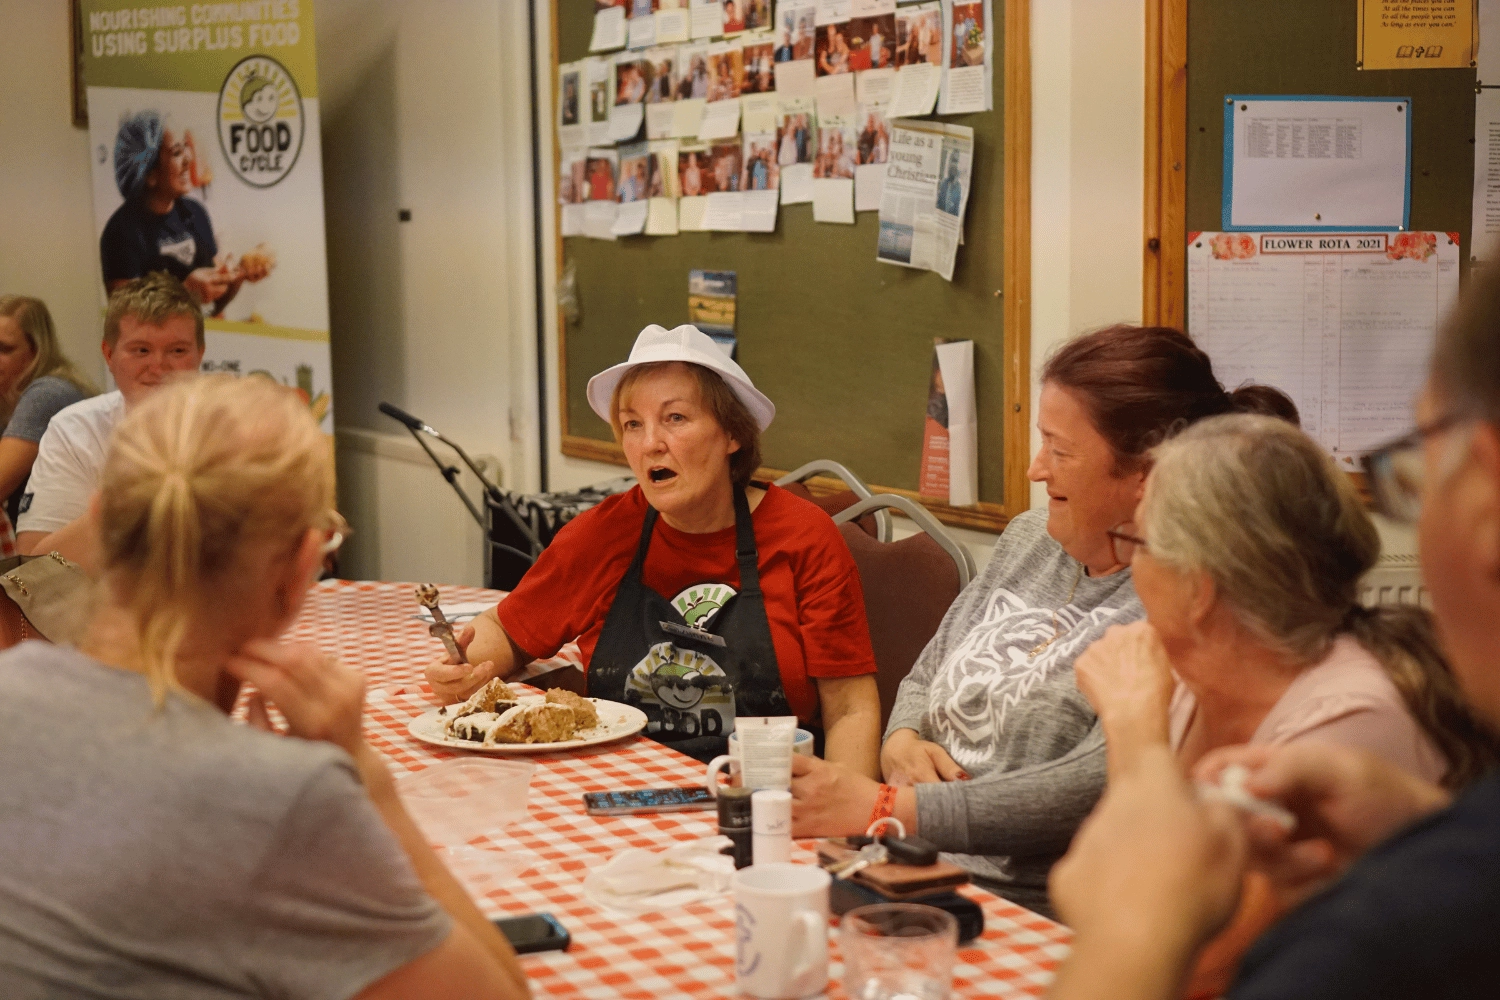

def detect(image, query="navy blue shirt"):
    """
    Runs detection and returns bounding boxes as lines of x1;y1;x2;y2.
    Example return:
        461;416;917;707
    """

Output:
99;197;217;288
1230;771;1500;999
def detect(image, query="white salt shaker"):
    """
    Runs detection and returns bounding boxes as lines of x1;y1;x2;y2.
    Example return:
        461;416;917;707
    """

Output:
751;789;792;865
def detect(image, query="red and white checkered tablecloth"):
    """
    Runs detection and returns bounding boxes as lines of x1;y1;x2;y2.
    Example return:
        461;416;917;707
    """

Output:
291;580;1072;999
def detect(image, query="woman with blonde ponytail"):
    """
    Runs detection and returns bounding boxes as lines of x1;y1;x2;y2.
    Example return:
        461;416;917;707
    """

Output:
0;374;529;1000
1074;413;1499;998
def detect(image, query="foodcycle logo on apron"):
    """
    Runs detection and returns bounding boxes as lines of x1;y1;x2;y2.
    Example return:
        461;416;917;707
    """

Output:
217;55;304;188
625;642;736;739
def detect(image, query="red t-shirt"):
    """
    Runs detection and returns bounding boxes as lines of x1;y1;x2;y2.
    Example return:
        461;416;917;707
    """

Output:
497;484;876;723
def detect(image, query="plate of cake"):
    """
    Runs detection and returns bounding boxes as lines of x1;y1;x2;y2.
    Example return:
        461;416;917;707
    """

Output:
408;677;648;753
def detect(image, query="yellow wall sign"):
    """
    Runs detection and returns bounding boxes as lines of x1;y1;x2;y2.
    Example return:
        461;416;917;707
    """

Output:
1358;0;1477;70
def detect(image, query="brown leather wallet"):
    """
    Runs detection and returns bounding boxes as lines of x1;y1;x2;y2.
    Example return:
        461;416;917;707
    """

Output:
816;841;970;898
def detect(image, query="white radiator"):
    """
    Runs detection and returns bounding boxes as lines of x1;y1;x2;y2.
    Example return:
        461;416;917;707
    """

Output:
1358;554;1428;609
334;427;500;587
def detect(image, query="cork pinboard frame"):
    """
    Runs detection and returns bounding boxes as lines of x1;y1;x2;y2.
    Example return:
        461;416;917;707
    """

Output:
551;1;1033;532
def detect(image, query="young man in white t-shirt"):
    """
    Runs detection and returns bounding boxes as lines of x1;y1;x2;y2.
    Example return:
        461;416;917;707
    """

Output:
17;273;205;565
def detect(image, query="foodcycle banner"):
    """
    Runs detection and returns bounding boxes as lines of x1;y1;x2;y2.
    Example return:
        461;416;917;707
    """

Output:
82;1;332;428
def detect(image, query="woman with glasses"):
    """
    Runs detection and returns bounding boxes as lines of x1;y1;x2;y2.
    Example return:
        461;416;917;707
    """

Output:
1075;413;1494;997
0;375;529;999
788;324;1295;918
1046;266;1500;1000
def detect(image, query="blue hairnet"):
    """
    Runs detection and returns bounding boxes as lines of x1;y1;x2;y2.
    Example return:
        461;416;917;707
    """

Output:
114;110;164;201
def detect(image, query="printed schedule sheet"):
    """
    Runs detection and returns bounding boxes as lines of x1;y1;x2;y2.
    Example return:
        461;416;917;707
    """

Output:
1187;231;1459;466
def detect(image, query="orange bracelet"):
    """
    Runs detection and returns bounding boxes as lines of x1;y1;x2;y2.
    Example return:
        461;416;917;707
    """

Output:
868;783;897;829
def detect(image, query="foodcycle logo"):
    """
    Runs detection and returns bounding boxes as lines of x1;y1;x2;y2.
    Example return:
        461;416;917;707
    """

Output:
217;54;303;188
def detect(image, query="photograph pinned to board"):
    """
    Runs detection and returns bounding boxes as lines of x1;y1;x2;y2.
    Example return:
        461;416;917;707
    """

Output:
705;141;748;231
1357;0;1476;70
678;141;713;229
558;61;584;148
656;0;690;44
1188;230;1458;466
646;140;681;235
673;41;711;137
592;0;629;52
812;112;857;223
776;96;818;203
740;131;782;229
773;0;818;97
614;142;653;235
586;56;615;146
814;17;859;115
938;0;992;114
688;269;738;357
1223;96;1411;231
644;46;680;139
876;120;973;280
610;53;652;142
739;30;778;93
730;0;773;33
918;339;978;507
583;147;621;239
628;0;658;49
1472;88;1500;260
700;41;745;139
853;103;891;211
559;147;589;237
691;0;724;38
888;1;942;117
846;13;897;69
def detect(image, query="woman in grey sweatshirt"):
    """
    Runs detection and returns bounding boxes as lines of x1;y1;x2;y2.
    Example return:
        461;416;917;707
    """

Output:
790;324;1298;919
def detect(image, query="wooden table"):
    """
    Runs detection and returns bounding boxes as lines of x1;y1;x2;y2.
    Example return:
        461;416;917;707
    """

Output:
289;580;1072;999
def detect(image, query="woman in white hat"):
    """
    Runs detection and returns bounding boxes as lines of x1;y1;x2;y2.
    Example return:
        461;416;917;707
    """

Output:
426;324;882;773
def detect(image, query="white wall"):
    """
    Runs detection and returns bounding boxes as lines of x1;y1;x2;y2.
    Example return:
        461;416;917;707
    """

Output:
0;1;109;385
318;0;539;491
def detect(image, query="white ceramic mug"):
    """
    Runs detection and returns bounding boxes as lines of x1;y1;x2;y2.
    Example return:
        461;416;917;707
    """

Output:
704;729;815;796
733;863;830;999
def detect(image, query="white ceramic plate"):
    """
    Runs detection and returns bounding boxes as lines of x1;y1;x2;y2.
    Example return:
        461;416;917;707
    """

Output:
408;696;648;754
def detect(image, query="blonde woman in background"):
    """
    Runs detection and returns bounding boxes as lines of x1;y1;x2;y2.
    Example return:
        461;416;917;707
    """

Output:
0;296;97;555
0;375;529;999
1075;413;1498;998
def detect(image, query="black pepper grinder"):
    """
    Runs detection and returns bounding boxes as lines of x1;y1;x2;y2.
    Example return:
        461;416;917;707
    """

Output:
716;786;755;869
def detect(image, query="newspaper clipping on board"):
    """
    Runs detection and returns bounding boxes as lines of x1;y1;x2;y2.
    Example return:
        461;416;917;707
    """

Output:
876;120;973;281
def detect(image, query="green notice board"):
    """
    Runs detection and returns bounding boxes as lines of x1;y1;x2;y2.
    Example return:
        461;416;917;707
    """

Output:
1184;0;1476;285
554;5;1010;518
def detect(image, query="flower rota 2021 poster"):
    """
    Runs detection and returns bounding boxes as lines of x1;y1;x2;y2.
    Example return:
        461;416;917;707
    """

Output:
81;1;333;429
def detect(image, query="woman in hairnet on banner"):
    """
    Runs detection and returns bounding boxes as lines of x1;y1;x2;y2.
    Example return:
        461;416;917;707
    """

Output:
426;324;882;774
98;110;275;314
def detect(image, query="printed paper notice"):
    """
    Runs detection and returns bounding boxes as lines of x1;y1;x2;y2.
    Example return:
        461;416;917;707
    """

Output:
1224;97;1410;231
1473;88;1500;260
1187;231;1459;466
691;0;724;38
1481;0;1500;83
888;2;942;116
1358;0;1475;70
918;337;977;506
591;4;628;52
876;120;972;281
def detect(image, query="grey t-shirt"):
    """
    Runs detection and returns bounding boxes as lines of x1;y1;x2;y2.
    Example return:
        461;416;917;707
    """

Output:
0;642;451;999
2;376;90;444
885;509;1143;918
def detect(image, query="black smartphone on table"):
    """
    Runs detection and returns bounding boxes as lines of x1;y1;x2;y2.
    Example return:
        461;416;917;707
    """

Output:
582;786;716;815
493;912;570;954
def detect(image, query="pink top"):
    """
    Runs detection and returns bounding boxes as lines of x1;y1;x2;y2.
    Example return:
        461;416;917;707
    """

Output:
1169;634;1447;784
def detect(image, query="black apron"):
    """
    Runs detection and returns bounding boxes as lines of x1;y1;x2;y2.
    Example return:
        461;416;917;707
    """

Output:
588;485;792;762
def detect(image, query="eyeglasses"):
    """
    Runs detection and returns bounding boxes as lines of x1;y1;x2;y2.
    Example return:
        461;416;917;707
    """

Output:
1359;414;1469;524
1106;522;1148;566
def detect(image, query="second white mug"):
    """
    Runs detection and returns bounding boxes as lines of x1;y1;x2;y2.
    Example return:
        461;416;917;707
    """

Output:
733;863;830;1000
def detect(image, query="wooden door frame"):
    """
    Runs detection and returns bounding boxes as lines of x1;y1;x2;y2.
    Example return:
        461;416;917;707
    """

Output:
1143;0;1187;328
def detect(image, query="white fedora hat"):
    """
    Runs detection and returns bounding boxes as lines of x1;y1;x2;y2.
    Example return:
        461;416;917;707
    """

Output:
586;324;776;431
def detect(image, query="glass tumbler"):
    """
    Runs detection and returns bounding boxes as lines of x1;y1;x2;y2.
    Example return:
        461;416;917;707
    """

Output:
840;903;959;1000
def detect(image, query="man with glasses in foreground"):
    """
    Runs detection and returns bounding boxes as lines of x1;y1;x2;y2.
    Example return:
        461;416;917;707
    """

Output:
1044;268;1500;999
